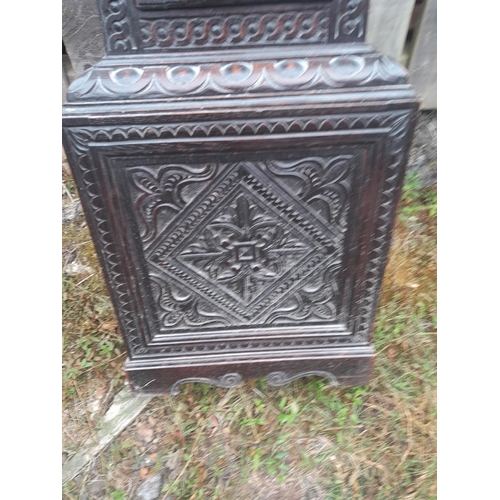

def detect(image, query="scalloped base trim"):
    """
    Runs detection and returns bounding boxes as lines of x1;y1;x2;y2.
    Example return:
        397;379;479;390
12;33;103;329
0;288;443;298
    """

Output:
125;345;375;395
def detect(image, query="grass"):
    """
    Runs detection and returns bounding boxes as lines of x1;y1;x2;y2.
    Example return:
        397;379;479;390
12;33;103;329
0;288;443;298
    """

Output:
62;162;437;500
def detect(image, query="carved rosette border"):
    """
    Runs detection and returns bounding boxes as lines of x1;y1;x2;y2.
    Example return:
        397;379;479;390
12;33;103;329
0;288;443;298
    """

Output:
66;109;414;356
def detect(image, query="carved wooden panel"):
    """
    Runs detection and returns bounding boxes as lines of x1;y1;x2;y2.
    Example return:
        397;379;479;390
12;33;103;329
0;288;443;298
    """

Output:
116;151;356;332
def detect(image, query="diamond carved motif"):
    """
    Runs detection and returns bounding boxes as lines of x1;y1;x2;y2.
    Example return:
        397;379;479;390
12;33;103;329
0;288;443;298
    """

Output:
145;160;352;324
176;190;313;305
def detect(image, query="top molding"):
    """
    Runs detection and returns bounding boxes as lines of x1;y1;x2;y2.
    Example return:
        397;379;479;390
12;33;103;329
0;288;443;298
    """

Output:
134;0;328;9
97;0;368;54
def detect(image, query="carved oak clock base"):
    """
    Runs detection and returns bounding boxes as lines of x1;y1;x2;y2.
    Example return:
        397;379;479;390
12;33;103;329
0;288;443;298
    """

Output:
126;345;375;395
63;0;418;397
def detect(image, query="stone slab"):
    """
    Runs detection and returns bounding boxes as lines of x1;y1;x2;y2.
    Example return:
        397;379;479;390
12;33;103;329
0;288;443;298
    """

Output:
62;0;105;76
62;385;152;485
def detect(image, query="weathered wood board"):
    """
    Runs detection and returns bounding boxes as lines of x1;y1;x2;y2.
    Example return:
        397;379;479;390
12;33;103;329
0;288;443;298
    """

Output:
408;0;437;109
366;0;415;63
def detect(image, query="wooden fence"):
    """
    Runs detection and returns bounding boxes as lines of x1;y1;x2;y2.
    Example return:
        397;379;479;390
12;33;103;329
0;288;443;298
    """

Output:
62;0;436;109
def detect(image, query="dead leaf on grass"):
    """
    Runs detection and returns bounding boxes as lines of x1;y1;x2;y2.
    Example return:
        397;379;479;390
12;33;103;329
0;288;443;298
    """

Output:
101;320;118;332
136;424;154;444
387;347;398;362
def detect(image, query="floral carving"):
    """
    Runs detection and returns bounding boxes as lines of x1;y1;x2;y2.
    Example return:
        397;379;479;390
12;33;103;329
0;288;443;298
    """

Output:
150;274;230;329
266;156;354;227
65;109;414;353
128;164;218;243
178;194;311;305
265;263;341;324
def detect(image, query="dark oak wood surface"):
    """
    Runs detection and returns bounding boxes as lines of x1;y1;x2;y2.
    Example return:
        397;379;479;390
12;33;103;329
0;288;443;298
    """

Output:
63;0;418;394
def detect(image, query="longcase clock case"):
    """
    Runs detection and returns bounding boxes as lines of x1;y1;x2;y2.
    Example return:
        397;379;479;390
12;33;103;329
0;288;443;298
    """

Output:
62;0;418;395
